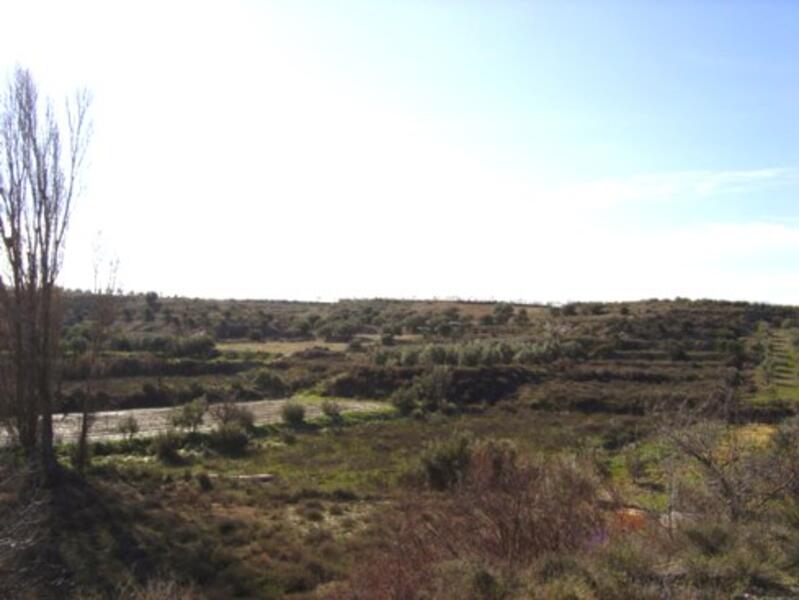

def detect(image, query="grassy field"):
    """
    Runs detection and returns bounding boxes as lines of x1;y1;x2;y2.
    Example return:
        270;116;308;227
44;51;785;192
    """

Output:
37;405;649;598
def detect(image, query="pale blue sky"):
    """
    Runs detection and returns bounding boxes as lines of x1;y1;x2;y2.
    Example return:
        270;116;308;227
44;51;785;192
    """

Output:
2;1;798;303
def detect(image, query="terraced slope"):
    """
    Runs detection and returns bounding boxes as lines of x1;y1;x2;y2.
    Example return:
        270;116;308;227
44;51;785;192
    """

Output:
752;326;799;403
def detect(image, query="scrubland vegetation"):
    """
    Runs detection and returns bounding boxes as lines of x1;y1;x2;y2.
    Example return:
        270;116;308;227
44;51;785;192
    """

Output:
2;22;798;599
4;292;799;599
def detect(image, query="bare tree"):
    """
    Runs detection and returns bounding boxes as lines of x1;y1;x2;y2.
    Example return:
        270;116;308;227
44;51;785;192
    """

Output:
0;67;92;479
73;249;119;473
659;379;799;523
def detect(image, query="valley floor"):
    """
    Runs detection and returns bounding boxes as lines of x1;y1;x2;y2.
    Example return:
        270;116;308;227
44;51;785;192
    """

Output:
4;297;799;599
48;398;386;443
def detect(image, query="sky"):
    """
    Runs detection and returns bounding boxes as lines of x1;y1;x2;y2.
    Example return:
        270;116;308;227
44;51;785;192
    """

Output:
1;0;798;304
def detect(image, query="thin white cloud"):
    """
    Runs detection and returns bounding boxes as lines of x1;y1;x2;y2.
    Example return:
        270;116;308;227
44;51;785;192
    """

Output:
550;167;796;210
693;167;796;196
4;2;795;304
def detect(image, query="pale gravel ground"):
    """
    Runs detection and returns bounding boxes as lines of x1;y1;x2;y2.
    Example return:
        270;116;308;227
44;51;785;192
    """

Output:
49;398;388;443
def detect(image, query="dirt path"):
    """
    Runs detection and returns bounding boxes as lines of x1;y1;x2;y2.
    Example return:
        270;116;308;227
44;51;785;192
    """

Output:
51;398;388;443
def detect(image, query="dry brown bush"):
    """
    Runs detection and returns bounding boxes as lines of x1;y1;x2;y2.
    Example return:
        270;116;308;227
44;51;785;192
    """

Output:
327;441;604;599
208;398;255;430
442;440;604;567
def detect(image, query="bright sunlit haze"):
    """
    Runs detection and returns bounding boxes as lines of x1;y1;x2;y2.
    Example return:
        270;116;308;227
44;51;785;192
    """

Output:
2;1;798;303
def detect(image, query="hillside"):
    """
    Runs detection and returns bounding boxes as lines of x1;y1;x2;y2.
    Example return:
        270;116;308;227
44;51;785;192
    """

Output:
3;296;799;598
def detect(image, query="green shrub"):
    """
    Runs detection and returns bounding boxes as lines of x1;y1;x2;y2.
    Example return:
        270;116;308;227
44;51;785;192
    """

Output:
562;303;578;316
151;430;183;463
373;350;391;366
281;402;306;427
116;415;140;440
413;366;453;411
458;343;483;366
585;303;605;316
209;400;255;431
321;399;342;421
420;345;448;366
482;344;502;366
471;568;505;600
169;398;208;432
390;367;454;415
419;432;474;490
318;318;359;342
253;369;289;398
172;334;217;358
496;342;515;363
391;387;418;416
64;334;89;355
208;424;250;456
144;291;160;311
411;407;427;420
724;340;747;367
493;302;514;324
400;348;420;366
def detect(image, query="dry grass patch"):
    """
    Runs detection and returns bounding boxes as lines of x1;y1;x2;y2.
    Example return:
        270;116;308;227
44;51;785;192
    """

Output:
218;340;350;356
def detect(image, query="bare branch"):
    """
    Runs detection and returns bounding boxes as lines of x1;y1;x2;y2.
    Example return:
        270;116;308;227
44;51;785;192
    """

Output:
0;67;92;476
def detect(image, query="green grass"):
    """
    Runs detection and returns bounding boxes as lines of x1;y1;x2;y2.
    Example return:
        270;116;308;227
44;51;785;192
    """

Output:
124;405;646;496
63;372;251;396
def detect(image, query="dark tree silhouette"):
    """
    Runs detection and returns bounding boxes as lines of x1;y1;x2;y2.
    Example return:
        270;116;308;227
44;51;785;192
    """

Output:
0;67;92;480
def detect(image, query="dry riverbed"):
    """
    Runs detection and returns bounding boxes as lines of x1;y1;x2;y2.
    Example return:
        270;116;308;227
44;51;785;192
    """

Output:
49;398;387;443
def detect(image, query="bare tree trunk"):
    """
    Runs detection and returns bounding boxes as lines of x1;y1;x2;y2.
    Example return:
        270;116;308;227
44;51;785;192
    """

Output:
75;407;93;474
74;254;118;474
0;67;92;484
